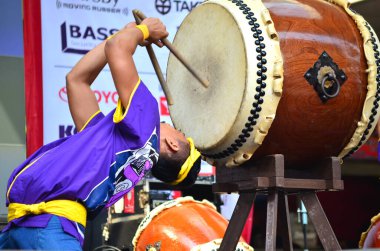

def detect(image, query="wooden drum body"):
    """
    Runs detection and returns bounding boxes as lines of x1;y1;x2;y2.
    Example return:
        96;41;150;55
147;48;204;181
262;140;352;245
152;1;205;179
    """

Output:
166;0;380;168
132;197;252;251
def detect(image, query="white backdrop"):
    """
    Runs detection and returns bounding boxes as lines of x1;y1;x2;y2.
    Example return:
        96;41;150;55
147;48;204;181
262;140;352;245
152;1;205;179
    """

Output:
40;0;202;143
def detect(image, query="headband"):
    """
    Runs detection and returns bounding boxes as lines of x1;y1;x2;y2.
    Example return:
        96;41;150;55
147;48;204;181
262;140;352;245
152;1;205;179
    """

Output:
169;138;201;185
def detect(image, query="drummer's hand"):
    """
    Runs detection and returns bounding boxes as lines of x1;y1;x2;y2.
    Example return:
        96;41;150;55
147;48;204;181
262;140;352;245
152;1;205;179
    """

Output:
141;18;168;48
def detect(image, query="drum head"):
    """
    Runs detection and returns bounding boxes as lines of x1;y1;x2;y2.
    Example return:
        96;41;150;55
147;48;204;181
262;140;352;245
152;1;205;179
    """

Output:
166;3;247;151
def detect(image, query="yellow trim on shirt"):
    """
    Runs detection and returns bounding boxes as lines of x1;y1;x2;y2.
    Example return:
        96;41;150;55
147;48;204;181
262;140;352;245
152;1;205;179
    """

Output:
113;78;141;123
8;200;87;227
6;150;51;202
79;110;101;132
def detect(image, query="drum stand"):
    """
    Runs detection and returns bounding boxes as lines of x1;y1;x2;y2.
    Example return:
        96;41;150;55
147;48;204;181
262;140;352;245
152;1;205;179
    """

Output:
213;154;343;251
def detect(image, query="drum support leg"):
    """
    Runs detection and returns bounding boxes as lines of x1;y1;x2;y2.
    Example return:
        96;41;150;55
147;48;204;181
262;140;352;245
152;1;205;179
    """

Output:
219;191;256;251
300;192;341;251
214;155;343;251
265;190;278;251
278;191;293;251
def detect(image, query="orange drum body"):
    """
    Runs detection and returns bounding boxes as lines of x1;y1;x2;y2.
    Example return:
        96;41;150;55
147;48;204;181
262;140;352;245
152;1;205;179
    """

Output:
166;0;380;168
132;197;252;251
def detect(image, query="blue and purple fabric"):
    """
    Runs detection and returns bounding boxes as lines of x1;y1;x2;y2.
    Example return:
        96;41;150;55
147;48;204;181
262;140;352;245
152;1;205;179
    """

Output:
2;80;160;246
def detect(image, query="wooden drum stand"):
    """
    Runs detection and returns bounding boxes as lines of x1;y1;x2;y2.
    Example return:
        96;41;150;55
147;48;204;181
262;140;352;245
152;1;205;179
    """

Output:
214;154;343;251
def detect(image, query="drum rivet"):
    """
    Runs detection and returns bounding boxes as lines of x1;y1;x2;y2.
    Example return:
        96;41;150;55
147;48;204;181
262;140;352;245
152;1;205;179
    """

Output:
322;52;328;58
305;73;312;79
262;74;267;80
258;98;264;104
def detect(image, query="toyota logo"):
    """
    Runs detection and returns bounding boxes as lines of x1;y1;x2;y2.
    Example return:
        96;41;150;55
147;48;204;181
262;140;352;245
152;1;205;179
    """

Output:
155;0;171;15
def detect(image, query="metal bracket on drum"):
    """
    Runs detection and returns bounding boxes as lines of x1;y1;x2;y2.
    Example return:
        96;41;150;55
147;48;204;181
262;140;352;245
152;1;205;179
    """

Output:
304;51;347;102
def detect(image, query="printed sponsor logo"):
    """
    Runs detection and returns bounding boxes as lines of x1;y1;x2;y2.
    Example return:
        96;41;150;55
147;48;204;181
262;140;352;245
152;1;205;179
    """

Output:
56;0;128;15
155;0;201;14
59;125;77;138
155;0;171;15
59;87;119;104
60;22;119;54
160;96;169;116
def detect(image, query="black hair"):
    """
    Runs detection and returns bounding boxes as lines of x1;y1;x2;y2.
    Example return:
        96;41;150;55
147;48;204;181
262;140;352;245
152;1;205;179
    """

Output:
151;140;201;189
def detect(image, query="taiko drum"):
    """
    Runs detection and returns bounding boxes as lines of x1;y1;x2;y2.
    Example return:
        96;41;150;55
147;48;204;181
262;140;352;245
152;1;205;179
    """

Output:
166;0;380;168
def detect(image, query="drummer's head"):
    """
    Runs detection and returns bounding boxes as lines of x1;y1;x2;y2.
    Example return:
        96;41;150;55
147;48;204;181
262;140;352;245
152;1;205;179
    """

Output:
152;122;201;188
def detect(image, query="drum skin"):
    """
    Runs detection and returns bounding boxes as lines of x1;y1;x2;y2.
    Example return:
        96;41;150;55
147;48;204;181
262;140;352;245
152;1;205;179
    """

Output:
360;213;380;248
254;0;368;167
133;198;248;251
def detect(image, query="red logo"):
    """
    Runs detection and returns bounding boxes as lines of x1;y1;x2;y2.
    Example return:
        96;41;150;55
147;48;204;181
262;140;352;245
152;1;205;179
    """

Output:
59;87;68;102
160;96;170;116
58;87;119;104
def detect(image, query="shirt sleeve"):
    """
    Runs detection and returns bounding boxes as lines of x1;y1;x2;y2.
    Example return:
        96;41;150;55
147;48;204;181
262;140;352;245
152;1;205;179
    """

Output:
112;79;160;141
78;110;105;132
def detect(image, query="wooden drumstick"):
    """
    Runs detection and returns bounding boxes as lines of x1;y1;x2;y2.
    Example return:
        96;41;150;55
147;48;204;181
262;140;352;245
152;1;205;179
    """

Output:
133;9;209;89
132;11;174;105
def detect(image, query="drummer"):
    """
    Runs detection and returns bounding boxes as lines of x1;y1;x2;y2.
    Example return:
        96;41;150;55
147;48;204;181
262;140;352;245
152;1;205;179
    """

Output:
0;17;201;250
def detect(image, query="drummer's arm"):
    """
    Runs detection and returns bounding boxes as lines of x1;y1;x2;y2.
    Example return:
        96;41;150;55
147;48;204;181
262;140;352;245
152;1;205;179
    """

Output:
66;40;107;130
105;19;167;109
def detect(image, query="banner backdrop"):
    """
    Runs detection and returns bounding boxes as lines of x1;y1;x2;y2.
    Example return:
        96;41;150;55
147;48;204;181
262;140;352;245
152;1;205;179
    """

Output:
40;0;202;143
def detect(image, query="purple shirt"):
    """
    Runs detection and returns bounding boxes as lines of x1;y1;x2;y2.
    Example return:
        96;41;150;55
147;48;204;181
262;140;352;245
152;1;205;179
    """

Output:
3;81;160;245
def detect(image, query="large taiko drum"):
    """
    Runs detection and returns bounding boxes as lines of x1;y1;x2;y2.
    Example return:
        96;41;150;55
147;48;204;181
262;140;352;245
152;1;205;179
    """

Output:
166;0;380;168
132;197;252;251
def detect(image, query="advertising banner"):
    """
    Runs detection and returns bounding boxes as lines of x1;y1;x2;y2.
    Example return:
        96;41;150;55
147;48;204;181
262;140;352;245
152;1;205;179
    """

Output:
40;0;202;143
